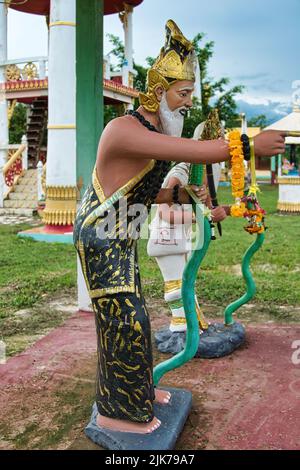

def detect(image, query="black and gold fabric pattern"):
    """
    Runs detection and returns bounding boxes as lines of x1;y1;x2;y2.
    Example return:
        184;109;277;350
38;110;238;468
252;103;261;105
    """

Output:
93;260;155;422
73;157;171;423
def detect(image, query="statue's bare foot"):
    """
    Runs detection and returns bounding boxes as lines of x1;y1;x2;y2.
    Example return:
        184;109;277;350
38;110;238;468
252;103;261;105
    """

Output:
154;389;171;404
97;414;161;434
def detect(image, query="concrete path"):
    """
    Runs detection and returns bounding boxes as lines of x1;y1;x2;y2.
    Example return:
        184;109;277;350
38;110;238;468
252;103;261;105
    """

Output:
0;310;299;450
0;215;41;226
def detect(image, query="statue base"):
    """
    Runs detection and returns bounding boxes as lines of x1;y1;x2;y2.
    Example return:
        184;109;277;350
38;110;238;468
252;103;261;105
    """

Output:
85;387;192;450
155;322;246;358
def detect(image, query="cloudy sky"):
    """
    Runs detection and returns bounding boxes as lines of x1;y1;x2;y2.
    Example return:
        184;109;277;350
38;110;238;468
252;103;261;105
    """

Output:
7;0;300;121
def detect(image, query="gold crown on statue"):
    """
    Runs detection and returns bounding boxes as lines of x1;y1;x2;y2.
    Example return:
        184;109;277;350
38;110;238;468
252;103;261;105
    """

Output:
139;20;196;113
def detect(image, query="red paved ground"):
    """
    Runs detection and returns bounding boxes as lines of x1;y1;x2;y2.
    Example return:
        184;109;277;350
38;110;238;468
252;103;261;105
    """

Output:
177;324;300;450
0;311;299;450
0;311;96;387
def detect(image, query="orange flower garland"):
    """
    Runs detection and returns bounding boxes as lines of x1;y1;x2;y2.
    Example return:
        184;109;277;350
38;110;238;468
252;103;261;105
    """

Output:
228;132;266;233
228;130;246;217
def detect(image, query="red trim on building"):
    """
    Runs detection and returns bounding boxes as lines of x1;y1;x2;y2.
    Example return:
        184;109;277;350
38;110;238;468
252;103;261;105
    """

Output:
1;78;48;92
9;0;143;16
9;0;49;16
104;0;143;15
1;77;139;99
103;78;139;98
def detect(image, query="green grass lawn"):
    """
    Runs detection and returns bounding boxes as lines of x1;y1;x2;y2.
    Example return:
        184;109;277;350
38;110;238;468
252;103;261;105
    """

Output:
0;224;76;320
0;185;299;355
0;223;77;355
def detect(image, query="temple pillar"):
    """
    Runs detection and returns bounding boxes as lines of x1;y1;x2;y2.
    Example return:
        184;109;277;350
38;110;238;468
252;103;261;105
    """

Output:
278;154;282;177
124;5;133;72
120;3;134;88
43;0;77;227
290;144;296;165
271;156;276;185
77;256;92;312
0;2;8;208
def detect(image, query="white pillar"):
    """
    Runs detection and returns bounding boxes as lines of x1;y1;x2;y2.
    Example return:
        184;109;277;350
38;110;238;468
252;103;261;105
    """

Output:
122;64;129;86
39;59;46;79
21;134;28;170
120;4;134;87
0;2;8;206
124;6;133;72
104;55;111;80
43;0;77;226
77;256;93;313
37;160;44;201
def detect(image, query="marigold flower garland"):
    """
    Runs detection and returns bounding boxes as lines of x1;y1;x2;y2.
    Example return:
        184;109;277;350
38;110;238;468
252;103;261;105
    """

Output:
228;130;246;217
228;130;266;234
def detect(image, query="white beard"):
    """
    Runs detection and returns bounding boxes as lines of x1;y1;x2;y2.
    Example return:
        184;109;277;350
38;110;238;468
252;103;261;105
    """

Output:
159;92;185;137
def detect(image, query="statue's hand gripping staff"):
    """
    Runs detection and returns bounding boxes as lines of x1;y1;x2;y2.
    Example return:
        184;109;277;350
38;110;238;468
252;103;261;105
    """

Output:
203;109;225;238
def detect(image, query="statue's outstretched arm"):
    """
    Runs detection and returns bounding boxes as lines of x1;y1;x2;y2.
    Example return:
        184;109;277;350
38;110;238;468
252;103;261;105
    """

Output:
100;117;230;165
100;118;287;166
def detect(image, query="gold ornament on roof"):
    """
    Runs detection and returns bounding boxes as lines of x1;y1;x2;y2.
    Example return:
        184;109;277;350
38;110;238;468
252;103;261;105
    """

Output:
5;64;21;81
139;20;196;113
23;62;38;80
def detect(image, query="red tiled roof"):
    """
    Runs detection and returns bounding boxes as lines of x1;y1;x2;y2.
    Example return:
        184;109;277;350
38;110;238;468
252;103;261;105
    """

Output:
0;78;48;91
104;79;139;97
1;78;139;98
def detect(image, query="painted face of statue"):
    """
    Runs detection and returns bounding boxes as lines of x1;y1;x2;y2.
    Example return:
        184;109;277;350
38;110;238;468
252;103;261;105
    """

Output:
158;80;194;137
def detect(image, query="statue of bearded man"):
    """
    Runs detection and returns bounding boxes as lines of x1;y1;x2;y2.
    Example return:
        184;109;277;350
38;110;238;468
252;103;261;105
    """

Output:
74;20;286;435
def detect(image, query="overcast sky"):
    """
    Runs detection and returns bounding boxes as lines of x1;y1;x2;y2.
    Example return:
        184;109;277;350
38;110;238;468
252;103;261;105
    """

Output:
7;0;300;115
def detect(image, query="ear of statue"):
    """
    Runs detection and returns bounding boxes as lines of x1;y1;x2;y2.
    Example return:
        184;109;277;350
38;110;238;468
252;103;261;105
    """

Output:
154;85;165;103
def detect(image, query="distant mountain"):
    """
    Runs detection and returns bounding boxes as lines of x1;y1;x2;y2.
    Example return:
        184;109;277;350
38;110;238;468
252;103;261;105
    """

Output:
236;99;292;126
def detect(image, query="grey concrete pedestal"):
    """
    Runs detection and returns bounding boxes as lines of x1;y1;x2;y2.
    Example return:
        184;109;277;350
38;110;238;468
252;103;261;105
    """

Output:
85;387;192;450
155;322;246;358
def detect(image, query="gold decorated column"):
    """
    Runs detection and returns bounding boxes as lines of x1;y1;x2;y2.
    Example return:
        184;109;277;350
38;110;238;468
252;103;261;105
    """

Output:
43;0;77;226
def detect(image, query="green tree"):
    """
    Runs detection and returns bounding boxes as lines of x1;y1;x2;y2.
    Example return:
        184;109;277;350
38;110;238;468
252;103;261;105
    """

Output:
248;114;268;128
182;97;204;139
104;34;155;125
106;33;125;70
183;33;244;137
9;103;27;144
133;57;155;92
105;33;153;92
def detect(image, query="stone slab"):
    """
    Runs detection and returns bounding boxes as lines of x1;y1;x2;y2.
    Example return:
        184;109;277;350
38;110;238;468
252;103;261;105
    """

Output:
155;322;246;358
85;387;192;450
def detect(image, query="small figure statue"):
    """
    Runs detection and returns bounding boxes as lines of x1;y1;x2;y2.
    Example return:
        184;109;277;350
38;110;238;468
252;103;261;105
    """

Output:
282;157;295;175
147;158;228;338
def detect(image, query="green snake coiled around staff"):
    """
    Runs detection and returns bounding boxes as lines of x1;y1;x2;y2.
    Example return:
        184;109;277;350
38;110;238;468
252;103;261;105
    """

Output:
153;212;211;385
224;232;265;326
153;163;210;386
